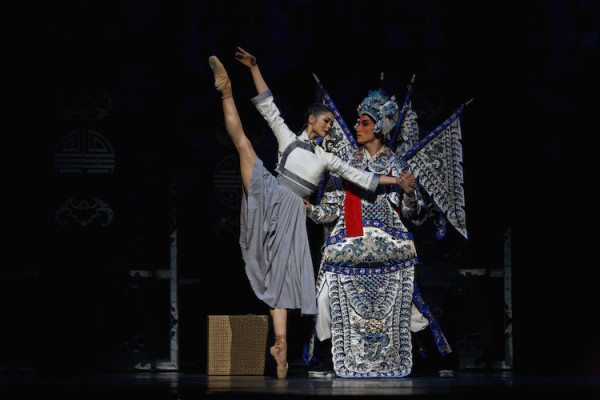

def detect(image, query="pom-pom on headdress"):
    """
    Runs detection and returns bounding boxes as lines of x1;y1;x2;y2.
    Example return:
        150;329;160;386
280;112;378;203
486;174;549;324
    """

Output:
355;73;400;138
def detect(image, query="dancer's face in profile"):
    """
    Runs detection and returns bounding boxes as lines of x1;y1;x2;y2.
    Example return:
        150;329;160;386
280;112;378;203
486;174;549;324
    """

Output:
309;111;334;139
355;114;377;145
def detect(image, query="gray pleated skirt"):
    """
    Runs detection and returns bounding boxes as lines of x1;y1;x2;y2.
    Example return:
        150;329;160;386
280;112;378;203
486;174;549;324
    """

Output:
239;158;318;315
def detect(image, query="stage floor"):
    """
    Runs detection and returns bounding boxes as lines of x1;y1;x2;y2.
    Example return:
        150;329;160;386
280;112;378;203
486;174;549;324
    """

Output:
1;370;598;399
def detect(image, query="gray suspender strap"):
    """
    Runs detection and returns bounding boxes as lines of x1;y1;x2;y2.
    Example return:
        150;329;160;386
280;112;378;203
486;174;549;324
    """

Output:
275;141;318;194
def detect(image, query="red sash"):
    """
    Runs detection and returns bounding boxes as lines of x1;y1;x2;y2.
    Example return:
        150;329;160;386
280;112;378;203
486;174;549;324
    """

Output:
345;169;393;237
344;182;363;237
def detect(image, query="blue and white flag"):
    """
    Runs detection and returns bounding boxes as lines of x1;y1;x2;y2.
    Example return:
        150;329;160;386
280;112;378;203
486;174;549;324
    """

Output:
393;99;420;160
400;103;470;239
388;74;418;154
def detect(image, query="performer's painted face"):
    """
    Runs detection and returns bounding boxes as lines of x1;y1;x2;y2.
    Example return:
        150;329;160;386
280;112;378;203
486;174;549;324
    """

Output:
309;111;334;139
356;114;377;145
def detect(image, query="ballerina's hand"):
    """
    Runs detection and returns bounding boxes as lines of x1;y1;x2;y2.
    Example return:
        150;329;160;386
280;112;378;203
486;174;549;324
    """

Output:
235;46;257;67
302;198;312;212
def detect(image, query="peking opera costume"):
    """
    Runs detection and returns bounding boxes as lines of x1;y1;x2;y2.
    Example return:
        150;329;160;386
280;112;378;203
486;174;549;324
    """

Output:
306;76;468;378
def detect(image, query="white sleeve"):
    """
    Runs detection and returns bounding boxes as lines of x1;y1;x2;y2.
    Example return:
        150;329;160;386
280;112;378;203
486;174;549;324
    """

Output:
251;90;296;152
323;150;380;192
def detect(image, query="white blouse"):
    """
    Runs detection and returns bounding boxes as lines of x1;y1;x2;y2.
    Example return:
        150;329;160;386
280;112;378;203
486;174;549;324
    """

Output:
252;90;381;198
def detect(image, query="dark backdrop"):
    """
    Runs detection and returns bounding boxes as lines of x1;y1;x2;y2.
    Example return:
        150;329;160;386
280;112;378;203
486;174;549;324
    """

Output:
7;0;598;375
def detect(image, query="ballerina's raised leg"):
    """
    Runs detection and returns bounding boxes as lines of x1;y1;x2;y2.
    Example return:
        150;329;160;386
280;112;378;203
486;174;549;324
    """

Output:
209;55;256;194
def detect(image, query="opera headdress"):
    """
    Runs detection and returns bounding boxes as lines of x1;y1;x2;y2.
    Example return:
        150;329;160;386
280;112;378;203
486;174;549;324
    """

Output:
355;88;400;138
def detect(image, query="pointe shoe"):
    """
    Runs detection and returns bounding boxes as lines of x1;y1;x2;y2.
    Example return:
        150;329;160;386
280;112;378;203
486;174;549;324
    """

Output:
208;56;232;98
270;345;289;379
276;362;289;379
270;335;289;379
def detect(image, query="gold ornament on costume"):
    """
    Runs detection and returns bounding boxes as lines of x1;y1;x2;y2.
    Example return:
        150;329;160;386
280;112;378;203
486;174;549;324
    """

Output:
364;318;383;333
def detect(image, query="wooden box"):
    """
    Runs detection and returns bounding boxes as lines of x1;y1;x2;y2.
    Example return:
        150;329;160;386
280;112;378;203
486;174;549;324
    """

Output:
207;314;269;375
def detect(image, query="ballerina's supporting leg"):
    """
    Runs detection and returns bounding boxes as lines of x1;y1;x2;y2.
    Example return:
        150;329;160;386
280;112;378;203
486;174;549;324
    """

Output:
269;308;288;378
